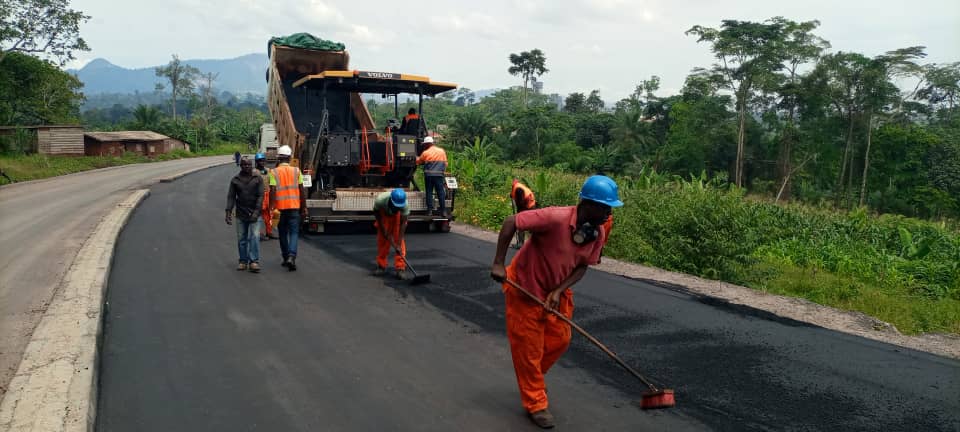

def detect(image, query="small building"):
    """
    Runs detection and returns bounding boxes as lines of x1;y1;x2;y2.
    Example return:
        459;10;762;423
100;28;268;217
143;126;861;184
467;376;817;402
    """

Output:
0;125;85;155
84;131;190;157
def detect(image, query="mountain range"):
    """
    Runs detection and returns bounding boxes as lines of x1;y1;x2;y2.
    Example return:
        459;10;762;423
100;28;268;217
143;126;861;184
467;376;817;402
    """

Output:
70;53;269;95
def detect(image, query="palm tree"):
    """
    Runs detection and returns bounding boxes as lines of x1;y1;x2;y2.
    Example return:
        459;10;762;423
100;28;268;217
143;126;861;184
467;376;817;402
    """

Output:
132;104;162;130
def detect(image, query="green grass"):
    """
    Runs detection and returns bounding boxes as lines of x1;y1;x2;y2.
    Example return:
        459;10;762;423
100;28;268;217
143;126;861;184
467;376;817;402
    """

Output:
0;142;248;185
449;153;960;335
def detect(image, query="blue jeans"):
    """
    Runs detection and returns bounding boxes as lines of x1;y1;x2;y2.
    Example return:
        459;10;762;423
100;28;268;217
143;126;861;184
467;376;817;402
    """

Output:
425;176;446;214
236;217;261;263
278;210;300;259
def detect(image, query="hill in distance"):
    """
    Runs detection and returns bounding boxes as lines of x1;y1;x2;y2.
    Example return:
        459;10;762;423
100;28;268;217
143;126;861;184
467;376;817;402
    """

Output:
71;53;269;95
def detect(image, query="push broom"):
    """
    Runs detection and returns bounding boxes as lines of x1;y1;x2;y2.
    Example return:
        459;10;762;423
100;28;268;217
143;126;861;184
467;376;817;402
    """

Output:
505;278;675;409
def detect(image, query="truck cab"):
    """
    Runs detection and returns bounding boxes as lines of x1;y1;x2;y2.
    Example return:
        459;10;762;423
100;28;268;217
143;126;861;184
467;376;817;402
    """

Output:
257;123;278;164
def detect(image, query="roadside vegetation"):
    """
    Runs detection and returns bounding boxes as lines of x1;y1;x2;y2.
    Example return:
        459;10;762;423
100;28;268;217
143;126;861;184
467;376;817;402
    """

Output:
451;153;960;335
0;142;246;185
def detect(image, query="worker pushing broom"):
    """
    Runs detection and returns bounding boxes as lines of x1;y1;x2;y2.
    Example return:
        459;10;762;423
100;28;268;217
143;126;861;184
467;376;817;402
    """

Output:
490;174;673;429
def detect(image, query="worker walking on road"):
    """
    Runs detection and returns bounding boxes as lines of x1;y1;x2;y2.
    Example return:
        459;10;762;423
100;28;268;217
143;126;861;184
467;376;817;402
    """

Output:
373;188;410;280
510;178;537;248
269;145;307;271
490;175;623;429
234;150;241;166
226;157;265;273
255;153;277;240
416;136;447;216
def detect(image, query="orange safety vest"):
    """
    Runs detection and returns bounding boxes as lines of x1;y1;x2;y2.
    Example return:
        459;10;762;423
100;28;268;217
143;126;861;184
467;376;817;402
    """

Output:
416;145;447;176
271;165;301;210
511;181;536;210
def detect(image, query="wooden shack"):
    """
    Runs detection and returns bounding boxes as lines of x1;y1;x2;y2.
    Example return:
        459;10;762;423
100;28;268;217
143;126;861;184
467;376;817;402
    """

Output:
0;125;85;155
84;131;190;157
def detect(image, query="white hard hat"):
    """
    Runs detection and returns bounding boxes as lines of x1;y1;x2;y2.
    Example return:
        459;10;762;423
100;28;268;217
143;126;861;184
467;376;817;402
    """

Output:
277;145;292;156
423;136;434;144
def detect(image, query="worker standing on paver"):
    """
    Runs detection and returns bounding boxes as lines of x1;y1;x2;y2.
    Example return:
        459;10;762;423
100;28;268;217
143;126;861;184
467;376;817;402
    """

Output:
416;136;447;216
255;153;277;241
489;175;623;429
269;145;307;271
510;178;537;248
226;157;265;273
372;188;410;280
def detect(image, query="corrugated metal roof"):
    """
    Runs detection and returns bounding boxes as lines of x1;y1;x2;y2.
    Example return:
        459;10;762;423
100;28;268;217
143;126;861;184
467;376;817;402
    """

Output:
83;131;171;142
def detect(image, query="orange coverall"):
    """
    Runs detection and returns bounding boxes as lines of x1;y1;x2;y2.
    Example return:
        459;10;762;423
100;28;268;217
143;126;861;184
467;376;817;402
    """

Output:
375;210;406;271
502;265;574;413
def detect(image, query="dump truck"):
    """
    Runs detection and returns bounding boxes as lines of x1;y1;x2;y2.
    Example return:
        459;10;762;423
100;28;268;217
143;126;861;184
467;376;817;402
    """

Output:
266;34;458;233
257;123;278;163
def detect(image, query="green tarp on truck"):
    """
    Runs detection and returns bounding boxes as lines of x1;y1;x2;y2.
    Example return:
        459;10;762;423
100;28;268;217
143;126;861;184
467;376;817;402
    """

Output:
268;33;345;52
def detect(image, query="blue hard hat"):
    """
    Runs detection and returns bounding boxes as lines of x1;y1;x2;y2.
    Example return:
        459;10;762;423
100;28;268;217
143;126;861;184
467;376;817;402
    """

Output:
390;188;407;208
254;152;266;160
579;175;623;207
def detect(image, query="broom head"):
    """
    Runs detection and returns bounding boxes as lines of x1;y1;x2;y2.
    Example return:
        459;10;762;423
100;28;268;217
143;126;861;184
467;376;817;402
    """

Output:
640;389;675;409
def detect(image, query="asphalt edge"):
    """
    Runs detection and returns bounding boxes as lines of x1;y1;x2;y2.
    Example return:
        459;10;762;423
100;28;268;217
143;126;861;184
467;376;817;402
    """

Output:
156;160;233;183
0;189;149;432
449;222;960;360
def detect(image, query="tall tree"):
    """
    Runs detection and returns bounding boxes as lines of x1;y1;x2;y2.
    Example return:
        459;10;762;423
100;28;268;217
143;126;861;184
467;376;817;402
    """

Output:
508;49;548;107
197;71;219;128
564;92;587;114
916;63;960;112
687;19;787;186
155;55;199;121
586;90;605;113
859;47;926;206
768;17;830;200
0;0;90;65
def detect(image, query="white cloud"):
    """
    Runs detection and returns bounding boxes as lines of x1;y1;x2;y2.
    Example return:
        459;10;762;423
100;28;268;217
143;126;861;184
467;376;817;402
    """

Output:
71;0;960;100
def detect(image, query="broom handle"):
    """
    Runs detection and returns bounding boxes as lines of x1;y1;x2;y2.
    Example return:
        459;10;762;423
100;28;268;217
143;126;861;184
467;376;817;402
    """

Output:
383;231;418;277
505;278;659;392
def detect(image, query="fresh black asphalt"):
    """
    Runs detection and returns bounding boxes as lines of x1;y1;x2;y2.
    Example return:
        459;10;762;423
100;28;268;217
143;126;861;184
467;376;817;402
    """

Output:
96;164;959;431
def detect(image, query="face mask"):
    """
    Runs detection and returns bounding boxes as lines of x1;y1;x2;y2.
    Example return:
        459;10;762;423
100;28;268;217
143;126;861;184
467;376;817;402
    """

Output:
572;221;599;245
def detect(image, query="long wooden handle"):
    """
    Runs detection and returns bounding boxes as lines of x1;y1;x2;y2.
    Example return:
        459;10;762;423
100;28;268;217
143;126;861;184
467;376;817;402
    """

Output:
504;278;658;391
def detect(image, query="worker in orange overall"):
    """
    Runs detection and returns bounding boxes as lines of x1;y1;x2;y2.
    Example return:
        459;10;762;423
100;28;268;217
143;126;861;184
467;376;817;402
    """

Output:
415;136;448;216
490;175;623;429
255;153;277;240
373;188;411;280
510;178;537;248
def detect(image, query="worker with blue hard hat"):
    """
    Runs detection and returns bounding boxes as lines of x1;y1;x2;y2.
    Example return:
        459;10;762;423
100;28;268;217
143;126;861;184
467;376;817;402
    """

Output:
490;174;622;429
372;188;411;280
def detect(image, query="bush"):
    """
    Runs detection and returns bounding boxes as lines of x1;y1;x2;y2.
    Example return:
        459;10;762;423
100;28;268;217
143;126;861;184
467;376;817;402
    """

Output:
450;152;960;334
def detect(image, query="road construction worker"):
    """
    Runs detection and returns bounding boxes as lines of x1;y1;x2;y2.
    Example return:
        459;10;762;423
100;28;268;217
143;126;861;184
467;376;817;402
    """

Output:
490;175;623;429
269;145;307;271
373;188;410;280
234;150;241;166
400;108;420;135
416;136;447;216
511;178;537;248
226;157;264;273
255;153;277;240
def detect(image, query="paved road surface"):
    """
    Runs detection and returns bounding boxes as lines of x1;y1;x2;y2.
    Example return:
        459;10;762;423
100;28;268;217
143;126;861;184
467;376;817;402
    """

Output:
97;165;959;431
0;156;231;395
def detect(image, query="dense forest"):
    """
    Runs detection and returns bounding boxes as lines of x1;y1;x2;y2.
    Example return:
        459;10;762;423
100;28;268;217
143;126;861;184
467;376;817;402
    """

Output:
367;18;959;221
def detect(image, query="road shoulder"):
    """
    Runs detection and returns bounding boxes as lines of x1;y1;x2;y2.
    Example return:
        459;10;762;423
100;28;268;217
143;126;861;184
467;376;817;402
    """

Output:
450;222;960;359
0;190;148;431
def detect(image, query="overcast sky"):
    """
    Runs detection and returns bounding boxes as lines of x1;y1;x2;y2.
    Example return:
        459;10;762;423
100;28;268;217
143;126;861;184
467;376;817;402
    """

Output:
70;0;959;100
